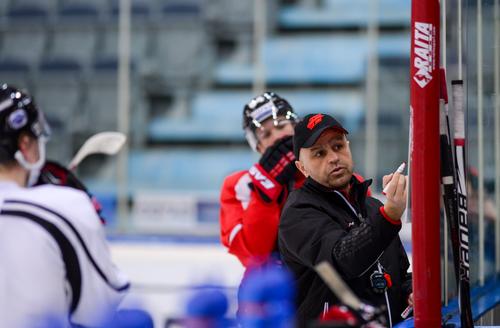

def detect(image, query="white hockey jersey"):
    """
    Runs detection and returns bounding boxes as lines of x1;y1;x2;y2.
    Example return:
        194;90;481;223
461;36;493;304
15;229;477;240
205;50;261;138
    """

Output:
0;181;130;328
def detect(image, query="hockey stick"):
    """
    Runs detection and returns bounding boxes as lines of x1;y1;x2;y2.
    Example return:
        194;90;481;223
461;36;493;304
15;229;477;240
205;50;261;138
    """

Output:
314;262;378;320
67;132;127;171
439;68;460;286
452;79;474;328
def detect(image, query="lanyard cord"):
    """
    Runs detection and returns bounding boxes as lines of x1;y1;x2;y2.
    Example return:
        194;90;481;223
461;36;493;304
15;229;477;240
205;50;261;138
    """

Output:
378;262;392;328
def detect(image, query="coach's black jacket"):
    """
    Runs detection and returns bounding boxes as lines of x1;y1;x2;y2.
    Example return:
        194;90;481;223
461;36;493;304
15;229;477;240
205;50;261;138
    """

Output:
278;175;412;328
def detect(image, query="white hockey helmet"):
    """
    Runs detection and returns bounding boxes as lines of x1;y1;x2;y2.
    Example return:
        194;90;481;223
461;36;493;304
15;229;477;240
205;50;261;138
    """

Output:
242;92;299;151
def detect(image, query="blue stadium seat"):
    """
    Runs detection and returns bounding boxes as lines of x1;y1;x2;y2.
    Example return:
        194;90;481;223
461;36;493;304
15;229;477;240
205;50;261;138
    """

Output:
162;2;201;16
83;72;120;135
83;148;258;194
59;2;100;20
46;2;100;71
279;0;411;30
83;148;258;227
148;89;365;142
0;59;31;90
128;149;257;191
150;1;209;87
215;35;366;85
109;0;154;21
149;91;249;142
99;1;153;67
0;1;10;15
84;56;147;146
34;58;84;163
205;0;253;27
158;0;204;23
6;0;57;25
283;90;365;132
0;5;49;71
377;33;411;58
0;59;30;73
39;57;82;72
0;3;37;77
92;56;137;72
7;3;48;22
214;33;410;86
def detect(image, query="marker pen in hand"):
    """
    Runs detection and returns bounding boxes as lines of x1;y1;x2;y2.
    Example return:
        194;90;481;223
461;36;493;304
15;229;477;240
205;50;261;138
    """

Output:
382;162;406;195
401;305;413;319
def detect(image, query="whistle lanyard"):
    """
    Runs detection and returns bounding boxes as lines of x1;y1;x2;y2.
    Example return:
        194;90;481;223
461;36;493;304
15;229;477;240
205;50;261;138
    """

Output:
378;262;392;328
334;190;362;222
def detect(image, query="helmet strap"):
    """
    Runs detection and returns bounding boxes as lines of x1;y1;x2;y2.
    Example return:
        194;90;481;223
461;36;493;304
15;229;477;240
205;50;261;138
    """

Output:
14;136;47;187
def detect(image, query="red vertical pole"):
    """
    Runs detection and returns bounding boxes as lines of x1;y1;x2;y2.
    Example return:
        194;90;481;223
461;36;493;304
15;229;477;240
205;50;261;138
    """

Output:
410;0;442;327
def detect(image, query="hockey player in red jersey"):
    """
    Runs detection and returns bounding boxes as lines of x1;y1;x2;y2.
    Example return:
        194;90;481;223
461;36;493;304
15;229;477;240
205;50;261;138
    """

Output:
220;92;303;272
219;91;302;320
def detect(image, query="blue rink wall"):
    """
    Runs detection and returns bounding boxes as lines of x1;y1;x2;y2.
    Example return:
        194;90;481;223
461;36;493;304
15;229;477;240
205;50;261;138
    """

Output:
110;232;500;328
109;219;500;327
108;237;245;328
396;274;500;328
107;219;413;328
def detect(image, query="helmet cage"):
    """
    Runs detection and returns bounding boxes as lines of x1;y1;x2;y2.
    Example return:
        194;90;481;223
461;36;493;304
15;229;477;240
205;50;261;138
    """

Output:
243;92;299;151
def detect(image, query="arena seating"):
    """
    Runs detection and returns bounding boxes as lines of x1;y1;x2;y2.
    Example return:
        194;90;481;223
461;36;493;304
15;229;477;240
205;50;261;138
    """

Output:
214;33;409;86
1;6;48;72
33;62;83;163
84;148;257;195
149;89;365;142
279;0;411;30
0;0;412;232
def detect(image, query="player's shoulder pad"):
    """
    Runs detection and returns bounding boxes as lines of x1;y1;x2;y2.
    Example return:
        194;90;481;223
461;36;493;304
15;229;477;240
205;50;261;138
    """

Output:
30;183;91;201
22;184;101;226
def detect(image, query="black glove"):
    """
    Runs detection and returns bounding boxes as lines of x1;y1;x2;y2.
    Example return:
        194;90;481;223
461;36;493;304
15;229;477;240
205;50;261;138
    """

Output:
248;136;297;204
36;160;105;224
259;135;297;185
37;160;88;191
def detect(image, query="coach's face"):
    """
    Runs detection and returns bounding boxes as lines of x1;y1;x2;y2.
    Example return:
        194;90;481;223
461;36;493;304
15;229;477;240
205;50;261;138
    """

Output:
295;128;354;192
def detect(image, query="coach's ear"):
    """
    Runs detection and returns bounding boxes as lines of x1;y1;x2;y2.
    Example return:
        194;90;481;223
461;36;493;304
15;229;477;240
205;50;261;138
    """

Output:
295;160;309;178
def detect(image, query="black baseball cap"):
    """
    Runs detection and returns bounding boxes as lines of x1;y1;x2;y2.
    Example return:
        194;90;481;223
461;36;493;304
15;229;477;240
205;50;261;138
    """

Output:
293;113;348;160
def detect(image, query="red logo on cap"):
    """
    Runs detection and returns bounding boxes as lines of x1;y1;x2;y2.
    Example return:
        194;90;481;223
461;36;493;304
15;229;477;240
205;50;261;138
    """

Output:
307;114;324;130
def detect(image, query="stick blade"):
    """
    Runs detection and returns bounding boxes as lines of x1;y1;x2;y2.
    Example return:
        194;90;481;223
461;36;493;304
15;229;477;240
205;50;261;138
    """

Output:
68;132;126;170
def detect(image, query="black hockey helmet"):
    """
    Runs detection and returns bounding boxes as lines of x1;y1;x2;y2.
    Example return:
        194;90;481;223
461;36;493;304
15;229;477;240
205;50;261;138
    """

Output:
0;84;51;185
242;92;299;151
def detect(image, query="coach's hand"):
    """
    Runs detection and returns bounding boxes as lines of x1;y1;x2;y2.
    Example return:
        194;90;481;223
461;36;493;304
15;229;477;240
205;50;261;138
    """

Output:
382;171;407;221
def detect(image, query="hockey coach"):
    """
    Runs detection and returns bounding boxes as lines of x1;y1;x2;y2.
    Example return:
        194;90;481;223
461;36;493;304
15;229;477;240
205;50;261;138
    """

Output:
0;84;130;328
278;113;413;328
